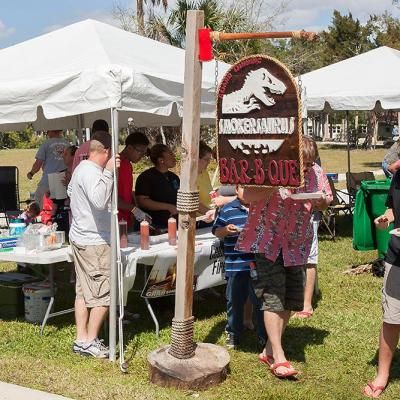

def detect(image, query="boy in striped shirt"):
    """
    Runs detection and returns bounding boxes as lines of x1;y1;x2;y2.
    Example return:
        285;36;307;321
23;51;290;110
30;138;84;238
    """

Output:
212;185;266;349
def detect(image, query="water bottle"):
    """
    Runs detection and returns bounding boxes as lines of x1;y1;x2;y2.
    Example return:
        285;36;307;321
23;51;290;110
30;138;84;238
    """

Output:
119;219;128;248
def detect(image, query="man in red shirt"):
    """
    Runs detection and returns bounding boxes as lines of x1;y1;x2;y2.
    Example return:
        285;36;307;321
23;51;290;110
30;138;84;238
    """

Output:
72;119;109;173
118;131;150;229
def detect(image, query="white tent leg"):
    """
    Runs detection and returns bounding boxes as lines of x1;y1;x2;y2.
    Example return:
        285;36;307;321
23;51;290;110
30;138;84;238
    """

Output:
76;114;84;145
109;108;119;362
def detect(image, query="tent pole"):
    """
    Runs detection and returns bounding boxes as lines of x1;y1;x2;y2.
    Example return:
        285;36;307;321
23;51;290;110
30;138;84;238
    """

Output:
77;114;84;145
109;108;119;362
346;110;350;177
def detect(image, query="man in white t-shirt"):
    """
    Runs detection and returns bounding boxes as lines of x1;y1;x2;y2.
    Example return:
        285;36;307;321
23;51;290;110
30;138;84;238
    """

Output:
68;131;120;358
27;130;69;208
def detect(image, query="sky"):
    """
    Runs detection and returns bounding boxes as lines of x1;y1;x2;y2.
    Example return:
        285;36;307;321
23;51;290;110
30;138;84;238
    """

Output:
0;0;399;48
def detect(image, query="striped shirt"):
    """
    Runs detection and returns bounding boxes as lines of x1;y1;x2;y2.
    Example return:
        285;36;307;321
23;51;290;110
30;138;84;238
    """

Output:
212;198;254;276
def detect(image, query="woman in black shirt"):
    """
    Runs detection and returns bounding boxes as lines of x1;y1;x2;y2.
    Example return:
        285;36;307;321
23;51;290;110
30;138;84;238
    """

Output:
135;144;180;230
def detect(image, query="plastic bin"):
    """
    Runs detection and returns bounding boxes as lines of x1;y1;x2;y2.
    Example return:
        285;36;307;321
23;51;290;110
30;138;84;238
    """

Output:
23;281;52;323
353;179;392;258
0;272;40;319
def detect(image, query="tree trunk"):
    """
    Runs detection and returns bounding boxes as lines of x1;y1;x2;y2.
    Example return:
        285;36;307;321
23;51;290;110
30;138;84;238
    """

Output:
363;112;375;149
137;0;145;36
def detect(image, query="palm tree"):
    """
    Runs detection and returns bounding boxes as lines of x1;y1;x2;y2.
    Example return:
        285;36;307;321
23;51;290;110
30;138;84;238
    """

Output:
136;0;169;36
147;0;272;63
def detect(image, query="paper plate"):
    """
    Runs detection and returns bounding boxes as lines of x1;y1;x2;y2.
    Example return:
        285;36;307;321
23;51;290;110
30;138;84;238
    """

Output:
290;192;323;200
389;228;400;237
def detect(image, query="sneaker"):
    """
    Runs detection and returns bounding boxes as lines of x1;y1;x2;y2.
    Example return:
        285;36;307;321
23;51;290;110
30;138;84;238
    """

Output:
80;338;109;359
225;333;238;349
72;340;84;354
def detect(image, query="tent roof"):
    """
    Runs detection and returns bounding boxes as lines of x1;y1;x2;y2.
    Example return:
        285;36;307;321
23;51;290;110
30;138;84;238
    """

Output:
301;46;400;111
0;19;228;129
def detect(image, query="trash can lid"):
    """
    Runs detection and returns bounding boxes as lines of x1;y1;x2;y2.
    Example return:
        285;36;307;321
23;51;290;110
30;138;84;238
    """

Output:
361;179;391;191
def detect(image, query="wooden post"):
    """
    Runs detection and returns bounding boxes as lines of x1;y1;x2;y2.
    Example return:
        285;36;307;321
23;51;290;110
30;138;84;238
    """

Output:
173;10;203;323
148;10;229;389
211;30;316;41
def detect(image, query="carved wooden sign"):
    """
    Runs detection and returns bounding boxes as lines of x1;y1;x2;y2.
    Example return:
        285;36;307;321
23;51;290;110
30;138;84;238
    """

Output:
217;55;303;187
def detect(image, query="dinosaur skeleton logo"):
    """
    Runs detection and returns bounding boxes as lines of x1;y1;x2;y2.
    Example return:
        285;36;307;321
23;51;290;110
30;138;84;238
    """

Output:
222;67;287;114
227;139;284;155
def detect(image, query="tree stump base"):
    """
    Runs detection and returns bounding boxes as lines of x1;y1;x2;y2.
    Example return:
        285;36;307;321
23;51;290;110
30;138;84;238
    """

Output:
148;343;230;390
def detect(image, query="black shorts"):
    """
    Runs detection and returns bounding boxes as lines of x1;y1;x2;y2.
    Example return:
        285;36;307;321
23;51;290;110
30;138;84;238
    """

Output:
252;253;305;312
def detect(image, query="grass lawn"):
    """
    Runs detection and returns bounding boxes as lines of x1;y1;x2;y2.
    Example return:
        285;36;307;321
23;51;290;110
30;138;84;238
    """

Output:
0;146;397;400
318;144;386;174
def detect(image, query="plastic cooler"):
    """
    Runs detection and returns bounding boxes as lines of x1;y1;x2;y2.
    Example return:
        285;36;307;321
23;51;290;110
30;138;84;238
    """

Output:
353;179;392;258
326;172;338;183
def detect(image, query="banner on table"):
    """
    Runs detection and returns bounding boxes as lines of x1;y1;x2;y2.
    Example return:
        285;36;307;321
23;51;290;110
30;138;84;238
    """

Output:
141;239;225;298
217;55;303;188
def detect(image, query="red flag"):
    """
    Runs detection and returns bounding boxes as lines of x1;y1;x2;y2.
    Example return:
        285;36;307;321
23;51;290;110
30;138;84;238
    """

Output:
198;28;213;62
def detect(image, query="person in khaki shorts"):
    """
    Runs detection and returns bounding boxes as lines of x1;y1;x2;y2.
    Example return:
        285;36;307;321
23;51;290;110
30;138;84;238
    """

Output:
364;171;400;398
68;131;120;359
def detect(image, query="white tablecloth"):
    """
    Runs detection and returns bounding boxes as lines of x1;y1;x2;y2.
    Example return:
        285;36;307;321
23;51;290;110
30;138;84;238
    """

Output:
121;228;226;301
0;228;226;303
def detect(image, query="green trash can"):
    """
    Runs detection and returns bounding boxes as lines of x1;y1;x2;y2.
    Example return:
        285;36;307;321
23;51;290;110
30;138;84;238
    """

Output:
353;179;393;258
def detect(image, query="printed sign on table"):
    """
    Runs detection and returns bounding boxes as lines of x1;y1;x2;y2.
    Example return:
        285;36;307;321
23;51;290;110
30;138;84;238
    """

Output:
141;240;225;298
217;55;303;187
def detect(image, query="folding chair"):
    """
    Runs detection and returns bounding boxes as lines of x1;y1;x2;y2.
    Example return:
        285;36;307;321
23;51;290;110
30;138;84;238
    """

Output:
0;166;22;227
346;171;375;208
320;177;353;240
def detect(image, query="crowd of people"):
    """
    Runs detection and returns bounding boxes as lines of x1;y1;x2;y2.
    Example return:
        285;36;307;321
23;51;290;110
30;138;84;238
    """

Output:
23;124;400;397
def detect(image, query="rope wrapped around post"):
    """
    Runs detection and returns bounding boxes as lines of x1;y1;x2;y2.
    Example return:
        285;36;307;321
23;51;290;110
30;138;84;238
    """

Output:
176;190;200;213
169;316;196;359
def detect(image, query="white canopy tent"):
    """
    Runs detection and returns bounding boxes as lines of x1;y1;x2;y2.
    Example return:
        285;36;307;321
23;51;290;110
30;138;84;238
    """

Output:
0;19;230;364
300;46;400;176
301;46;400;112
0;18;229;131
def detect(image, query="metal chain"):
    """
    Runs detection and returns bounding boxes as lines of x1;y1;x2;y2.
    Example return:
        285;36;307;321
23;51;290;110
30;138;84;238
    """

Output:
214;58;219;104
297;73;303;100
214;57;219;151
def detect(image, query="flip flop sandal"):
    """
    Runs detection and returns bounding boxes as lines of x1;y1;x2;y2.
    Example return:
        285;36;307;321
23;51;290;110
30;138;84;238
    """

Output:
258;354;274;367
293;311;313;319
363;382;386;398
270;361;299;378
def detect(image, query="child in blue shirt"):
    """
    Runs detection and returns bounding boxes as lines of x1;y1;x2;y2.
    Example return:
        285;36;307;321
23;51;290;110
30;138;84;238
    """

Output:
212;185;266;349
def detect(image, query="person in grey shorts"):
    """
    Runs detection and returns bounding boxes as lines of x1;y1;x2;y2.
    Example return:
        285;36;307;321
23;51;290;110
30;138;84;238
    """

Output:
68;131;120;359
364;170;400;397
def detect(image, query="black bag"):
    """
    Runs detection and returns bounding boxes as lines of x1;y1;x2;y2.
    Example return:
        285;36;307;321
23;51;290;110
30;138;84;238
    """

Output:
372;259;385;278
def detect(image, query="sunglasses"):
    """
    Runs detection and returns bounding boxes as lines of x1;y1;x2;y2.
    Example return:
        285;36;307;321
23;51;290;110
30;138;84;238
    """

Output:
133;146;147;154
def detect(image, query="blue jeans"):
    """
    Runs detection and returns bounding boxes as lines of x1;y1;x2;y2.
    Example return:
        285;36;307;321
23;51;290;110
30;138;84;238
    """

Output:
225;271;266;343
